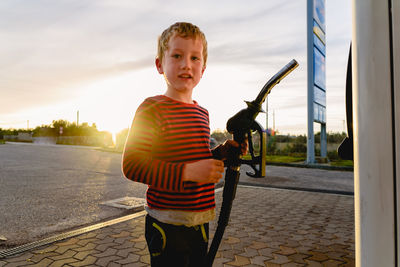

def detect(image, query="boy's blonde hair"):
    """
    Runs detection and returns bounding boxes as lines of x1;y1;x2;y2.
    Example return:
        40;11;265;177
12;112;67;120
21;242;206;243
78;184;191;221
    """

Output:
157;22;208;67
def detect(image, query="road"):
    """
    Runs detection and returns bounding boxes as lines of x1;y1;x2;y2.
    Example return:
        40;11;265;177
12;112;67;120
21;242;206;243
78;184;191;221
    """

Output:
0;142;147;248
239;164;354;194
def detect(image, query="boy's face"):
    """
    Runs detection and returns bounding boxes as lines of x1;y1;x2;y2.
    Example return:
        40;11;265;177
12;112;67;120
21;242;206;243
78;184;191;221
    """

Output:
156;34;206;95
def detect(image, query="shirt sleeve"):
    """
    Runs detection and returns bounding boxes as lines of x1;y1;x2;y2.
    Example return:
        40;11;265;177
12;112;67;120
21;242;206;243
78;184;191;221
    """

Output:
122;100;185;192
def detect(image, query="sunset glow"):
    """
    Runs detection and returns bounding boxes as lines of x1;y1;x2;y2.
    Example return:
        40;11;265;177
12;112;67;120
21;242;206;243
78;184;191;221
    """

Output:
0;0;351;136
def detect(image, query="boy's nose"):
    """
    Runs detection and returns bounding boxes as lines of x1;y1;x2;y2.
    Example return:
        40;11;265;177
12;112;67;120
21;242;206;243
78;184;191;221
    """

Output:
181;56;191;69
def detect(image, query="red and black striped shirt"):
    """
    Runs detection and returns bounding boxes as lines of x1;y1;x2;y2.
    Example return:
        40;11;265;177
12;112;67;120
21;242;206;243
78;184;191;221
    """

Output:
122;95;215;212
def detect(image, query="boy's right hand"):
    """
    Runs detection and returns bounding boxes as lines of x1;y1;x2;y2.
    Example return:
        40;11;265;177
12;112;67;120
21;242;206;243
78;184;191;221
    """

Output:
182;159;225;184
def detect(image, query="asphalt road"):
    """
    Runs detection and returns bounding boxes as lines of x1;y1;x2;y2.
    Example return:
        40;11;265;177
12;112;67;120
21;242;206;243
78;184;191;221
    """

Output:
0;142;147;248
239;164;354;194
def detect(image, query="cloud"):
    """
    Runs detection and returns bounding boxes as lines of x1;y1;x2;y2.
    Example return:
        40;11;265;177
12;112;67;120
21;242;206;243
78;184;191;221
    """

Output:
209;40;305;68
0;0;351;134
0;57;154;114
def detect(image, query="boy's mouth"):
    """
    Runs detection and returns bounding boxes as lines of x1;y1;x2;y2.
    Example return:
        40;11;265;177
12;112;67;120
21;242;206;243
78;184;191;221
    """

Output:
178;74;192;79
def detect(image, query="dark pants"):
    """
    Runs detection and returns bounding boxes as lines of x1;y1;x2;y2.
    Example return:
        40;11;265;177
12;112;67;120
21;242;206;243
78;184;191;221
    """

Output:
145;215;209;267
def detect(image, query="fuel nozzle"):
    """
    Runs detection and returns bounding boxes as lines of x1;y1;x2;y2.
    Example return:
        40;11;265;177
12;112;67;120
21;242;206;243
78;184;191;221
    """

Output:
226;59;299;141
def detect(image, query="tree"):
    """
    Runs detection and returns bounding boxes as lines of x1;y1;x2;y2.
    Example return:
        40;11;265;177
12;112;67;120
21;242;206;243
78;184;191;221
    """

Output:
116;128;129;151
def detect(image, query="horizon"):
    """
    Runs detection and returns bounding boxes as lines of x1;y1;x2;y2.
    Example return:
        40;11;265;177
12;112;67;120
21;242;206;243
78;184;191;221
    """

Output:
0;119;347;137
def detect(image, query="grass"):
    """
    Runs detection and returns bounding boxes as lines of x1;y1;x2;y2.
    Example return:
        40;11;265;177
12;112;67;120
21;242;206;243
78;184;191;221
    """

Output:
330;160;354;167
242;154;305;163
242;154;353;168
0;140;5;144
266;155;306;163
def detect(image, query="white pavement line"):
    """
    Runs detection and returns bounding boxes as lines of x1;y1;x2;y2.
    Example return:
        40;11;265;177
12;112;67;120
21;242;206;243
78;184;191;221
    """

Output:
0;210;147;259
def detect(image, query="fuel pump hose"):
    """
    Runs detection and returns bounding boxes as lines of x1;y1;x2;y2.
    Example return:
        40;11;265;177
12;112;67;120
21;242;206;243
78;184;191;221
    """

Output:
206;59;299;266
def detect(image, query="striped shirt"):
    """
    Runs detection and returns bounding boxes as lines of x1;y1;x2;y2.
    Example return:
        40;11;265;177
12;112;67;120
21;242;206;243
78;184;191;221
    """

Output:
122;95;215;213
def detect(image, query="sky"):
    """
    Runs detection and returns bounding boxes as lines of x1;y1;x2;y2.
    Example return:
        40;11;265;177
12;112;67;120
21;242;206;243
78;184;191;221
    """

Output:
0;0;351;136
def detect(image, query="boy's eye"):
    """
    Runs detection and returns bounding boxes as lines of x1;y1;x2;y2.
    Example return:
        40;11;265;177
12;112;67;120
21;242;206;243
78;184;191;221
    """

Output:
191;56;200;61
172;54;181;59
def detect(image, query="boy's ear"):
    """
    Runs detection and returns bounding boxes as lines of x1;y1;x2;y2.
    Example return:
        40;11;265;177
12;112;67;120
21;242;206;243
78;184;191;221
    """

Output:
201;66;206;77
155;58;163;74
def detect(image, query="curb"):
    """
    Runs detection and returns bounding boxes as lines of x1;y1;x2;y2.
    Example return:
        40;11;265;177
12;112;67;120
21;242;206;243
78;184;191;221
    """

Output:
238;182;354;196
266;161;354;171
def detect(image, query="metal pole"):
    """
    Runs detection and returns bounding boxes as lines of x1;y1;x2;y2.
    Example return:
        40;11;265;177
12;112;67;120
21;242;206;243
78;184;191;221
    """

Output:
266;98;268;131
307;0;315;163
273;110;275;131
266;97;272;166
320;123;327;158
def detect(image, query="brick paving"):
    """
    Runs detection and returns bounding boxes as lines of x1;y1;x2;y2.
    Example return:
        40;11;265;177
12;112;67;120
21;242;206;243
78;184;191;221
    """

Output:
0;186;355;266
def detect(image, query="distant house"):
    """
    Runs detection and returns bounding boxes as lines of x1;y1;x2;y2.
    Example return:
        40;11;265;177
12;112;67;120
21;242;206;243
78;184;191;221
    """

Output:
18;132;33;142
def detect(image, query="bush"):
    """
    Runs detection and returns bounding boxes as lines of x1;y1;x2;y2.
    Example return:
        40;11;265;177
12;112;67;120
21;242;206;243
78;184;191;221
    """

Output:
290;142;307;153
328;150;340;161
274;135;291;142
267;137;277;155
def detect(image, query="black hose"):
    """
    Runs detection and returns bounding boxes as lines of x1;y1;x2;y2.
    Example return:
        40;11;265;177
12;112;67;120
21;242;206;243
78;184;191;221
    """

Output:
206;59;299;266
206;165;240;266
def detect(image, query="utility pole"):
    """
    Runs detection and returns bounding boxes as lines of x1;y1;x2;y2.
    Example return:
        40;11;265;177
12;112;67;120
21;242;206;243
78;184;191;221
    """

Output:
77;111;79;126
266;98;269;131
273;110;275;131
27;120;29;130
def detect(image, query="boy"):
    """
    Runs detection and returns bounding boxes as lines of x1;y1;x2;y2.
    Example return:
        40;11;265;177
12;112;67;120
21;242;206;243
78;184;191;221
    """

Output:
122;22;245;267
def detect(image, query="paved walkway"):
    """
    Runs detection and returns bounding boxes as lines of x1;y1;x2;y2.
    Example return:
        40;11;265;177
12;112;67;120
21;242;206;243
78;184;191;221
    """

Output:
0;164;355;266
0;181;355;266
